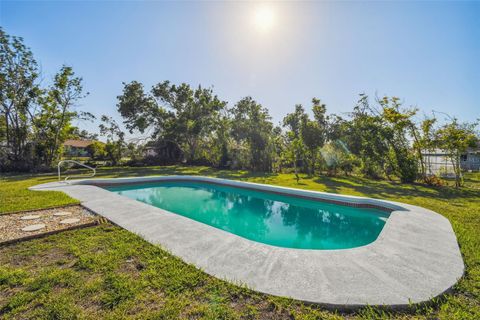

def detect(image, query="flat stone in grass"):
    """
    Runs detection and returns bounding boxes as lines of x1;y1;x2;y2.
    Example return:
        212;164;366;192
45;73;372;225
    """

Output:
20;215;40;220
21;224;46;232
60;218;80;224
53;211;72;217
1;205;95;244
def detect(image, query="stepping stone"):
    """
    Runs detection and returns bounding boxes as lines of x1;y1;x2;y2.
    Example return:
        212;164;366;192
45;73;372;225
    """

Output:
53;211;72;217
60;218;80;225
20;215;40;220
21;224;45;232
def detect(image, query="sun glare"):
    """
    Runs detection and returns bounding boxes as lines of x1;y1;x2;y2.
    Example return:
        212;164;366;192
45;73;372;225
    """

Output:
253;5;275;33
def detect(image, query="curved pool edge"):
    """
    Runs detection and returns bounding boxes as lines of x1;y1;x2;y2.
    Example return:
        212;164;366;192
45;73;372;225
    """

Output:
29;175;464;309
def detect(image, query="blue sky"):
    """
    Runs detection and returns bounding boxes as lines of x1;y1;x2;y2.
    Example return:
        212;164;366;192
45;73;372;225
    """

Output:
1;1;479;139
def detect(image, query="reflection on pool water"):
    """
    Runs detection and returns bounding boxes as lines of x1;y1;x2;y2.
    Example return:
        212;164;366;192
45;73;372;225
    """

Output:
106;181;390;250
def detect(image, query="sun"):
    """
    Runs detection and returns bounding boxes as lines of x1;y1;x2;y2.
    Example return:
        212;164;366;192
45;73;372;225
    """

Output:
253;5;275;33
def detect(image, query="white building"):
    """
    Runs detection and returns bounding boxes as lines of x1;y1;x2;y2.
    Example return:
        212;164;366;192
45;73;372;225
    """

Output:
422;144;480;176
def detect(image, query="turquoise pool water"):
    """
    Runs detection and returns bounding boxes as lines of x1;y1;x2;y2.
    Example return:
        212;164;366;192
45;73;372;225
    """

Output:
107;181;390;250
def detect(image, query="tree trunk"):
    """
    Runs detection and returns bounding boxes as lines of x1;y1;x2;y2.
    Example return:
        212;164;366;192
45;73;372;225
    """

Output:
410;127;426;181
293;155;299;183
451;156;462;188
4;109;10;152
48;104;69;167
311;152;316;176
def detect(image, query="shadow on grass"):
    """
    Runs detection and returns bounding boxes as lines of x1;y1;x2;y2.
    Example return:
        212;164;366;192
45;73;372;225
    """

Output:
4;165;479;202
92;165;280;181
313;174;480;201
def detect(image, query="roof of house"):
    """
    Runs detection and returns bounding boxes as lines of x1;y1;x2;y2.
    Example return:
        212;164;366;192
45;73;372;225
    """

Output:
63;139;95;148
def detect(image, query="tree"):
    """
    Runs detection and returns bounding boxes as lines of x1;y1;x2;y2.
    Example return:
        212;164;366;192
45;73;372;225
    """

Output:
282;99;338;176
70;127;98;140
270;126;285;173
283;104;307;177
344;94;420;182
303;98;327;174
86;141;106;160
125;142;145;162
0;27;41;170
117;81;227;163
378;96;418;183
320;143;342;176
99;116;125;165
116;81;156;134
0;29;89;171
231;97;275;171
436;119;478;187
35;66;90;166
0;115;6;162
338;153;357;176
344;95;390;178
411;117;437;183
205;112;231;167
0;115;6;144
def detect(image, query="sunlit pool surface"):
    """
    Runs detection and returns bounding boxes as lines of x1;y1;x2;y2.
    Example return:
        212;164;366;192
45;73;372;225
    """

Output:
106;181;390;250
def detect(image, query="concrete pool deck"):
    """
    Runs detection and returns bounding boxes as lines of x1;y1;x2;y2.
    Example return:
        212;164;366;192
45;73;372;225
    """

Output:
30;175;464;309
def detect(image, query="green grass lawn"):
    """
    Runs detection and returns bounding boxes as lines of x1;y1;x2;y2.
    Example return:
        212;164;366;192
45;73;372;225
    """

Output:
1;166;479;319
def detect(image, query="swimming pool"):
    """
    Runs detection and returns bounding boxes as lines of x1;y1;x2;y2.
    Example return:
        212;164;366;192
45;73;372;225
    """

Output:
31;176;465;306
107;181;390;250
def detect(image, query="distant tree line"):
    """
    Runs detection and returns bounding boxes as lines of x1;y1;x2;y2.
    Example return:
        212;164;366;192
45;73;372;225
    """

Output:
116;81;478;187
1;28;478;187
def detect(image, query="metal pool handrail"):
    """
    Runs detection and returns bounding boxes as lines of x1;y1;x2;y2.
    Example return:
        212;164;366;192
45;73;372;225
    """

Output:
57;160;96;182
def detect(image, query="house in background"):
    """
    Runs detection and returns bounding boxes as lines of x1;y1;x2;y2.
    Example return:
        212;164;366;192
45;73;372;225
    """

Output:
460;142;480;171
142;140;184;164
144;146;157;157
63;139;95;157
422;142;480;176
423;149;455;176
